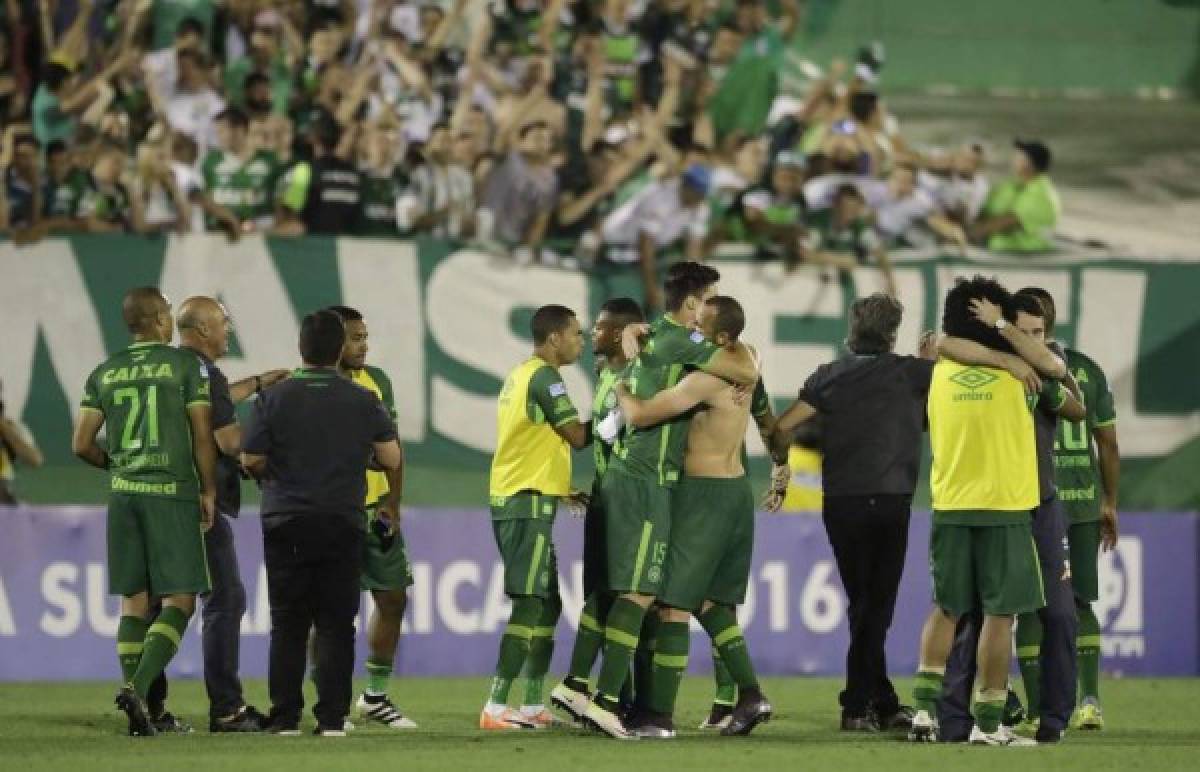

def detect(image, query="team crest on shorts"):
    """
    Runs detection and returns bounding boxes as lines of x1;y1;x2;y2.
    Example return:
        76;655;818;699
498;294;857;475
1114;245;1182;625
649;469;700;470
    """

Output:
647;566;662;583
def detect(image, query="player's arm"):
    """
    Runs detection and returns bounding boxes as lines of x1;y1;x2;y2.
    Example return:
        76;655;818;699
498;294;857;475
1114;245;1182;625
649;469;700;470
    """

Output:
0;415;43;467
187;402;218;529
938;335;1043;393
769;398;816;463
968;298;1066;379
617;371;723;428
699;342;759;387
529;367;590;449
1040;379;1086;423
228;369;290;403
71;407;109;469
1094;424;1120;550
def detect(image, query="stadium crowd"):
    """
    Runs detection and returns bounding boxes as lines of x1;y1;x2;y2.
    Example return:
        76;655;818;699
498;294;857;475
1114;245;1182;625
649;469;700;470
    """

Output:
0;0;1063;304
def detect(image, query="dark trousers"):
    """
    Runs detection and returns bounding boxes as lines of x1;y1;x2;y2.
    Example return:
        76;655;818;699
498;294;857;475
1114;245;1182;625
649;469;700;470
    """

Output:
202;513;248;719
822;494;912;717
940;496;1079;739
264;516;363;729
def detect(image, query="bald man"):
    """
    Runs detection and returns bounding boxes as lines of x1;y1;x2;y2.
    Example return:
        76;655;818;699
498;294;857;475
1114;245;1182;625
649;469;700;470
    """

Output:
177;296;288;732
73;287;218;736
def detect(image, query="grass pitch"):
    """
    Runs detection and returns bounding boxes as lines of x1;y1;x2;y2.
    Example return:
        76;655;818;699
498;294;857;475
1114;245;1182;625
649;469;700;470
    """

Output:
0;677;1197;771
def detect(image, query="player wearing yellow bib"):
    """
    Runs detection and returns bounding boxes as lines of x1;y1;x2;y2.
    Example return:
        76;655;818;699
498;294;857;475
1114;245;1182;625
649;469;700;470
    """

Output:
480;305;590;730
908;277;1045;747
326;306;415;730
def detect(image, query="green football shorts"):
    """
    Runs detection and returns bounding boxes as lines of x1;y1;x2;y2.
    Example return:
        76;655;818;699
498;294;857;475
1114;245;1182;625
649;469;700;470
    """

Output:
660;475;755;611
361;505;414;592
106;493;210;596
930;515;1045;616
490;491;560;598
598;468;670;596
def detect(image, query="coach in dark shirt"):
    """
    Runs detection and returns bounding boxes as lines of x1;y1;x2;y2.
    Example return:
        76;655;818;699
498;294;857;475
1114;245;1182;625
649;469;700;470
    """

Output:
242;310;402;735
178;296;288;732
771;293;935;731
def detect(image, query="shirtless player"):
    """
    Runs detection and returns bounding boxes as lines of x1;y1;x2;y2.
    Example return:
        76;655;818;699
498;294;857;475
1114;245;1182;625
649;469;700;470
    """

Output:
616;295;773;738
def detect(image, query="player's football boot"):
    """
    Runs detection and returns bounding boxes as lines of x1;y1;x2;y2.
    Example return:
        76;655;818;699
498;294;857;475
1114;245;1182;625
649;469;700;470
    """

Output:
519;707;559;729
151;711;194;734
116;685;157;737
721;691;773;736
698;702;733;730
356;694;418;729
631;711;676;739
210;704;268;733
1070;700;1104;730
550;681;591;724
583;700;638;740
968;724;1037;746
479;707;536;730
907;709;939;742
1014;717;1040;736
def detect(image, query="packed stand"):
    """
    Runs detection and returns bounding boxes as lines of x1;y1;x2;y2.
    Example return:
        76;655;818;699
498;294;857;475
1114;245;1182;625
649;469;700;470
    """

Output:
0;0;1062;305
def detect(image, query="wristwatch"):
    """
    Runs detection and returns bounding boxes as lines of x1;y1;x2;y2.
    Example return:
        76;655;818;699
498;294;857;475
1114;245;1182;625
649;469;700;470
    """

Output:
994;318;1008;331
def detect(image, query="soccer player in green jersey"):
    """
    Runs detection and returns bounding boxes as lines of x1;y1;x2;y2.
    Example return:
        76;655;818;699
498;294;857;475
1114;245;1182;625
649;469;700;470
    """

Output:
482;305;590;731
582;262;759;739
616;296;778;737
1016;288;1120;731
72;287;218;736
550;296;645;722
325;306;416;730
201;107;281;231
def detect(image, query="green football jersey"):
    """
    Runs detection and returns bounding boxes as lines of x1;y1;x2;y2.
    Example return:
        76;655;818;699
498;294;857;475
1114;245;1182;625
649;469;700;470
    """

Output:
80;342;211;500
591;365;622;481
612;315;719;486
200;148;280;223
1054;347;1117;523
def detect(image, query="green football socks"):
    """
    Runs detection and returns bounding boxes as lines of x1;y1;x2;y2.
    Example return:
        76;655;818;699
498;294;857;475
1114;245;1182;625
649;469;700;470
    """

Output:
711;646;736;706
365;657;393;697
633;611;660;709
698;605;759;691
566;593;606;685
522;596;561;706
130;606;189;698
1016;611;1043;718
1077;599;1102;701
647;620;690;715
974;688;1007;734
594;598;648;704
116;615;149;683
488;596;541;705
912;668;945;717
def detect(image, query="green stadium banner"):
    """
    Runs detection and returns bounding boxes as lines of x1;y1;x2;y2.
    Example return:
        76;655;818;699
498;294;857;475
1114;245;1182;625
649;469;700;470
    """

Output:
1;235;1198;509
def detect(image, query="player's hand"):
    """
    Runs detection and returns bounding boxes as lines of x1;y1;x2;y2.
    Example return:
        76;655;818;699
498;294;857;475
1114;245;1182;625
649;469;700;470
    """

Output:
565;490;591;519
918;330;938;361
1004;357;1042;395
378;501;401;534
260;368;291;388
761;464;791;513
968;297;1003;327
1100;502;1119;551
621;323;651;361
199;493;216;532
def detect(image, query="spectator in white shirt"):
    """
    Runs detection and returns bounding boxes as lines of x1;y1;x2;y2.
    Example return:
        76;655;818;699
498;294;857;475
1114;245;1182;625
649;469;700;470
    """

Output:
874;163;967;251
160;48;225;153
600;163;711;310
918;143;989;226
396;121;477;239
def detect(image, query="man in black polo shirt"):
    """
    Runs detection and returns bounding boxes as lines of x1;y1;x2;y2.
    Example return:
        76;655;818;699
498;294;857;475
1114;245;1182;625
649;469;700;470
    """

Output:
176;296;289;732
768;293;936;731
241;310;402;736
275;109;363;235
